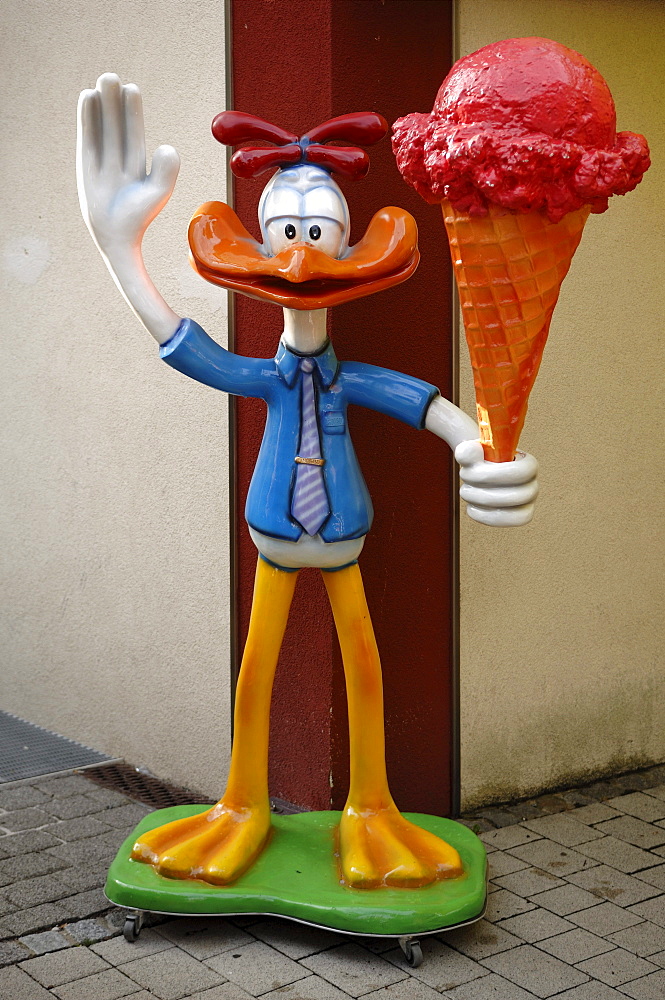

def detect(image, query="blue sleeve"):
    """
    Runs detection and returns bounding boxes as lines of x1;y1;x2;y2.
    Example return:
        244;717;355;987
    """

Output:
341;361;439;429
160;318;273;399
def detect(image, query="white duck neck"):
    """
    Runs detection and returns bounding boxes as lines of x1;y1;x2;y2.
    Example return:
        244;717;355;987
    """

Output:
281;308;328;355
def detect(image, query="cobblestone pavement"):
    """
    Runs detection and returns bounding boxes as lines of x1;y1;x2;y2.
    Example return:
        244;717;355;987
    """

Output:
1;765;665;998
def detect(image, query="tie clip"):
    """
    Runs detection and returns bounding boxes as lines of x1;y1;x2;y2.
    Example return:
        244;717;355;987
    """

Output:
295;457;325;466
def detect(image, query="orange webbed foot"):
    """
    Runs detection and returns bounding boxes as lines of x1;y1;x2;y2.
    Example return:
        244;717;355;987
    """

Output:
338;802;464;889
131;801;271;886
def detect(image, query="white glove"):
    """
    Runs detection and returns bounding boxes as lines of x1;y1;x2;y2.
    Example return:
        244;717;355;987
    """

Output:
454;440;539;527
76;73;181;343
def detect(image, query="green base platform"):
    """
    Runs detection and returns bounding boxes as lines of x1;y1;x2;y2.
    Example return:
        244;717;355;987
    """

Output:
106;806;486;938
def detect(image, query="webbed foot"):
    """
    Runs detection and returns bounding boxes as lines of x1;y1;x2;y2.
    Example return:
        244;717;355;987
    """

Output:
131;802;271;885
339;802;463;889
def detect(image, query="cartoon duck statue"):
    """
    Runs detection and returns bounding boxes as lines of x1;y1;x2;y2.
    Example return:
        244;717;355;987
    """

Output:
77;75;538;953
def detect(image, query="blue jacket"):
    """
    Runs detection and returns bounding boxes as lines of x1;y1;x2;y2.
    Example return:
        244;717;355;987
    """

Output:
161;319;438;542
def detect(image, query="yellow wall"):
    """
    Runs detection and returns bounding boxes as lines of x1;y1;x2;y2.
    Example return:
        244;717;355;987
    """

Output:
0;0;233;796
456;0;665;808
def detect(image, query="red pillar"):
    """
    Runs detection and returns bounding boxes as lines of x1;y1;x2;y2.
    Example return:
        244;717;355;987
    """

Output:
230;0;456;815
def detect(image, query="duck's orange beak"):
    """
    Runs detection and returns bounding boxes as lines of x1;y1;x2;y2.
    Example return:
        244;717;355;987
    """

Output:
188;202;419;309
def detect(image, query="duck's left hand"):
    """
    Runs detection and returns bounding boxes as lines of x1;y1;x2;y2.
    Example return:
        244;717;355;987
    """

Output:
454;440;539;526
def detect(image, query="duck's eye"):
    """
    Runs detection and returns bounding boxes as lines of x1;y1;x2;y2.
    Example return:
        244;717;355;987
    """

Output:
284;224;296;240
309;225;321;241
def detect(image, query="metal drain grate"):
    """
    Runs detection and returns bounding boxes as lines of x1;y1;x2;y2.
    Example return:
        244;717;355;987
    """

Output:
82;762;306;814
82;761;215;808
0;711;113;782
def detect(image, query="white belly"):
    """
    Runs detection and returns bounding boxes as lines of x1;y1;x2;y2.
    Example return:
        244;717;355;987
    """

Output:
249;527;365;569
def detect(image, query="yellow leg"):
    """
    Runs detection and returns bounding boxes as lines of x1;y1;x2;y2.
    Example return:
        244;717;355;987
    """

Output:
323;563;464;889
132;557;298;885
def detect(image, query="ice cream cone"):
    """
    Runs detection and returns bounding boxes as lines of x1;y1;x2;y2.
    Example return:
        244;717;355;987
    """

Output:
442;200;590;462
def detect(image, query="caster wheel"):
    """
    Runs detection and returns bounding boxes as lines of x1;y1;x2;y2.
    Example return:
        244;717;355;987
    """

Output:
123;912;145;943
400;937;423;968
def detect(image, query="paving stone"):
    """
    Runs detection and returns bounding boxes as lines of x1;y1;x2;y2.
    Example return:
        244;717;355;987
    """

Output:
645;786;665;802
607;795;665;824
356;977;442;999
92;928;173;965
497;908;575;942
607;921;665;957
299;942;407;997
543;984;626;1000
584;782;626;802
634;864;665;891
250;917;340;959
18;929;71;955
568;866;662;906
52;966;140;999
0;938;32;966
47;834;117;866
0;851;68;885
474;809;522;828
576;838;662;874
618;970;665;999
523;814;605;847
628;898;665;929
36;775;99;797
0;786;50;811
439;918;523;959
576;948;658;987
569;902;643;936
574;804;625;826
649;845;665;859
0;808;52;832
457;817;495;834
533;794;573;815
54;864;106;893
99;803;154;830
384;938;489;991
506;802;551;822
481;827;542;851
42;816;113;842
59;887;110;920
0;892;16;918
441;972;537;999
560;790;598;809
594;818;665;851
257;973;356;998
43;794;105;820
531;883;602;915
492;866;565;897
83;786;135;808
64;917;117;944
487;850;530;877
4;874;74;909
536;928;615;963
189;985;255;1000
0;964;52;998
156;918;254;960
648;950;665;967
508;839;598;876
4;902;65;936
121;948;227;999
0;830;64;857
482;942;589;997
485;889;536;921
20;947;110;986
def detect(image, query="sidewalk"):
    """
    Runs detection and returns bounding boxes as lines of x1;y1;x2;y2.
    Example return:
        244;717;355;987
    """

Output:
1;764;665;999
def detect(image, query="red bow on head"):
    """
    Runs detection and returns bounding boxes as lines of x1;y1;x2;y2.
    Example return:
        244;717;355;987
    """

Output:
211;111;388;180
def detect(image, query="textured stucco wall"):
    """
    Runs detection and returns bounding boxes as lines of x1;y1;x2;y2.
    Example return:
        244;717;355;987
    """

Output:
0;0;233;796
456;0;665;808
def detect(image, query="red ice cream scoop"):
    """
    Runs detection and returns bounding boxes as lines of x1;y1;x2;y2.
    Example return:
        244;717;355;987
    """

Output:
393;37;649;222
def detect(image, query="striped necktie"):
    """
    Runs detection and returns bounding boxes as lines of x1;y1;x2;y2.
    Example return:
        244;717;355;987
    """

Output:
291;357;331;536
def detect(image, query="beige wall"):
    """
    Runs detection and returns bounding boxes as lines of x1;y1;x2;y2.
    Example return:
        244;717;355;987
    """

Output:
456;0;665;808
0;0;233;796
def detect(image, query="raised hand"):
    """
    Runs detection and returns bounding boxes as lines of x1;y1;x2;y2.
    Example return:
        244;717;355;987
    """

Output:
76;74;182;344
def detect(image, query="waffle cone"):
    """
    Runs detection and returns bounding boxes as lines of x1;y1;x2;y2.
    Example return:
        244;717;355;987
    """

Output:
442;199;590;462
